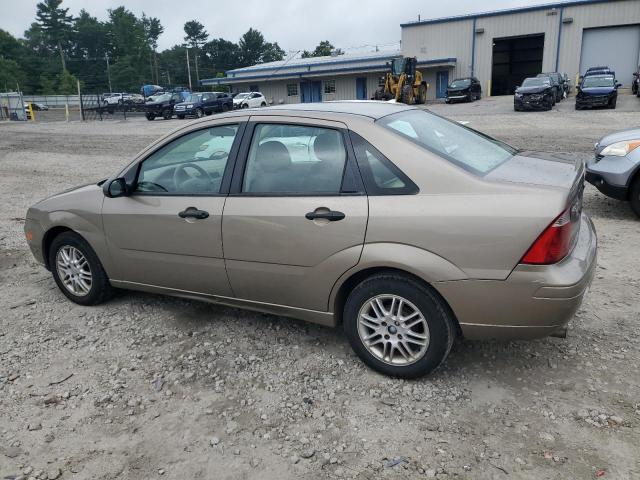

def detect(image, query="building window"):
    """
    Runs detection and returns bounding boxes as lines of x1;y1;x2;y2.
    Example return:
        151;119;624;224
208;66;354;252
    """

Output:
287;83;298;96
324;80;336;94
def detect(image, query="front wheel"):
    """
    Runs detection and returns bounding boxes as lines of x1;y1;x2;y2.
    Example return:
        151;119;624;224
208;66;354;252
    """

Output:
145;113;155;121
260;102;267;107
630;177;640;218
49;232;113;306
608;97;617;109
343;273;456;378
241;103;249;109
162;108;172;120
195;108;204;118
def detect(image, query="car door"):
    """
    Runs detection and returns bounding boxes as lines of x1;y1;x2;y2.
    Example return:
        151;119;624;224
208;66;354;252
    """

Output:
222;117;368;311
102;119;247;296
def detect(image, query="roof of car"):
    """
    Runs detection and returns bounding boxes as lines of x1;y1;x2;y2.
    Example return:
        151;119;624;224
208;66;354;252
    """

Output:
261;101;417;119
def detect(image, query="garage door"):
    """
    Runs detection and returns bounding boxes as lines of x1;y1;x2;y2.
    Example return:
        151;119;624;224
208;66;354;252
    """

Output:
579;25;640;87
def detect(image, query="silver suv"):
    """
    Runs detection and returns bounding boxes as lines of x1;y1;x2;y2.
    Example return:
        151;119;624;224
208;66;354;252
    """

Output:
586;128;640;217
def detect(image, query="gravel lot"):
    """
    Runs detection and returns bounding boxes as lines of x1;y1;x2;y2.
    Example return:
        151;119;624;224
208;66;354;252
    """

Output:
1;95;639;480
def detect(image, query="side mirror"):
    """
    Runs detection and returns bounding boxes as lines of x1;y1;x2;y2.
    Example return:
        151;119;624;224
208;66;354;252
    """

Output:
103;177;129;198
616;83;622;88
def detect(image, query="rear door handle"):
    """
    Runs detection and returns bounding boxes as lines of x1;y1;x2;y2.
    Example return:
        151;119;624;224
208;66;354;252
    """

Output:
178;207;209;220
305;210;345;221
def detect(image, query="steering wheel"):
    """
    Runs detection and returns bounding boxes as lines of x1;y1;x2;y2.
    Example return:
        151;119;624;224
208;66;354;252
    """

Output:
172;162;213;190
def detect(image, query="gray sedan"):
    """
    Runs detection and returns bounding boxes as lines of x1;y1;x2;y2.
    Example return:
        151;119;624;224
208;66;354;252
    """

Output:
586;128;640;217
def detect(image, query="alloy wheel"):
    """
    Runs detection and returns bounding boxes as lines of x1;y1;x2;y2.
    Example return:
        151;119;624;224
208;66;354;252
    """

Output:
357;294;430;365
56;246;92;296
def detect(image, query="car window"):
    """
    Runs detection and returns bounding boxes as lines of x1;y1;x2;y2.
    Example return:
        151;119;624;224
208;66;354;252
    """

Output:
350;132;418;195
135;125;239;194
378;110;517;176
243;124;347;194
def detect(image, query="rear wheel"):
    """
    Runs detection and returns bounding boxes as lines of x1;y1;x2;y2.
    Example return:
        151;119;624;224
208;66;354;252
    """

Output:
373;87;386;101
343;273;456;378
630;177;640;218
49;232;113;306
177;115;185;119
221;103;230;112
418;84;427;104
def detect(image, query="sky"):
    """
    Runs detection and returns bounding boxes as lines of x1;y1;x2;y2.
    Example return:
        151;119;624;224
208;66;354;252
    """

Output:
1;0;570;53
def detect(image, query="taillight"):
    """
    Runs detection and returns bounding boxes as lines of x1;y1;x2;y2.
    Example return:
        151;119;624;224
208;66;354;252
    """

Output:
521;208;574;265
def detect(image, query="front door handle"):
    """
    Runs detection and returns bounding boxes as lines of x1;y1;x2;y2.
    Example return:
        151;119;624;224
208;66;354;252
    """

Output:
305;210;345;221
178;207;209;220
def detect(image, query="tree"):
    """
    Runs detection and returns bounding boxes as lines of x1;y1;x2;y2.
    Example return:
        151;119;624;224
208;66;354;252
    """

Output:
57;68;78;94
35;0;74;71
202;38;240;73
238;28;284;66
184;20;208;83
142;14;163;83
0;58;26;91
302;41;343;58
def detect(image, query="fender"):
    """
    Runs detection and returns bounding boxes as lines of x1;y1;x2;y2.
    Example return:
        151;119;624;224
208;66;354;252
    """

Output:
329;242;467;310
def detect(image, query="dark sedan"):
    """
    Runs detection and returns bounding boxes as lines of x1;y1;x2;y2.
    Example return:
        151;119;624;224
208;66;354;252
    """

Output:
575;74;621;110
514;77;555;111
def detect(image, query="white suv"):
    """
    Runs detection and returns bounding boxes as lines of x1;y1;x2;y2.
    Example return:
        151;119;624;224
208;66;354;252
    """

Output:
233;92;267;109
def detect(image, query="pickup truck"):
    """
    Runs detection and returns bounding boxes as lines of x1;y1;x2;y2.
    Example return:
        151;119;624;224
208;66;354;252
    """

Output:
173;92;233;118
145;92;183;120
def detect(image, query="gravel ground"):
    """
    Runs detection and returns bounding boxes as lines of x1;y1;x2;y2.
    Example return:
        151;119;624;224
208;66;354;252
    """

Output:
1;95;639;480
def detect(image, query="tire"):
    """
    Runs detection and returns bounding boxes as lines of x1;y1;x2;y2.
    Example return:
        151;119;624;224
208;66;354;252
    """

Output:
343;273;456;378
162;108;172;120
418;84;427;104
630;176;640;218
260;102;267;107
177;115;185;119
575;104;581;110
373;87;386;101
608;97;617;109
195;108;204;118
145;113;155;121
241;103;249;109
221;103;229;112
48;232;113;306
400;84;413;105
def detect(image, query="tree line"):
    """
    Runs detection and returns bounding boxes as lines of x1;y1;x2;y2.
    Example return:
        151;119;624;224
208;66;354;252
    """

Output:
0;0;343;94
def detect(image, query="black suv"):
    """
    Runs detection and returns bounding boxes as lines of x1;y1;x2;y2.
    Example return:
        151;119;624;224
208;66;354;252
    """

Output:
536;73;563;102
514;77;556;111
173;92;234;119
145;92;183;121
445;77;482;103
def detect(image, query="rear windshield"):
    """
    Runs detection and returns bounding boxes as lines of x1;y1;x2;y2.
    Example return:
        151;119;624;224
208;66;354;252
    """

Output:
583;75;615;88
450;79;471;88
377;110;517;175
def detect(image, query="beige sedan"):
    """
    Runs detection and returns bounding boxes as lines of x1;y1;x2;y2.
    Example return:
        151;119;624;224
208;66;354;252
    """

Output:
24;102;597;378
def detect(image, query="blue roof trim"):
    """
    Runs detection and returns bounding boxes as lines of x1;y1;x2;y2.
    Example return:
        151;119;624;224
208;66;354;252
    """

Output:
401;0;611;27
201;58;457;86
226;53;401;75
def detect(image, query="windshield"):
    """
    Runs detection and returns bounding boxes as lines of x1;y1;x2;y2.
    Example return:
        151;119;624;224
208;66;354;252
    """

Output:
235;93;250;99
187;94;202;102
378;110;517;175
583;75;615;88
450;79;471;88
522;78;549;87
150;93;170;102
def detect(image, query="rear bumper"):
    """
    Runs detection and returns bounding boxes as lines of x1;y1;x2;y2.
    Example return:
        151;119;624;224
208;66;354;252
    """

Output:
435;214;597;340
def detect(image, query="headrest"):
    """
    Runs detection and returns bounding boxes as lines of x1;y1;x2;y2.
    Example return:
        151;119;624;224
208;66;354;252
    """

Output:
313;132;345;162
256;141;291;173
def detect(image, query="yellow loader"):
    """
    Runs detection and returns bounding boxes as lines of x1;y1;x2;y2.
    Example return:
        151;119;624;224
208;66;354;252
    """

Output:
373;57;428;104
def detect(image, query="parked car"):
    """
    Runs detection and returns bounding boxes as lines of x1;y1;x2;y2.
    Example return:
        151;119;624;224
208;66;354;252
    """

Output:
514;77;556;111
233;92;267;109
24;102;596;378
536;73;563;102
445;77;482;103
174;92;233;118
586;128;640;217
123;93;145;105
24;102;48;111
632;70;639;96
144;92;182;120
104;93;124;106
575;74;621;110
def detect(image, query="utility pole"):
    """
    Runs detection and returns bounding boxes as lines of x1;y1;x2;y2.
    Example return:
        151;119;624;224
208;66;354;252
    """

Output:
105;54;112;93
186;47;192;90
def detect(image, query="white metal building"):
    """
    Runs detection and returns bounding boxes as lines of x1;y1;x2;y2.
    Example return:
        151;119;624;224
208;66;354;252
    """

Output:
202;0;640;102
200;50;455;105
402;0;640;97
